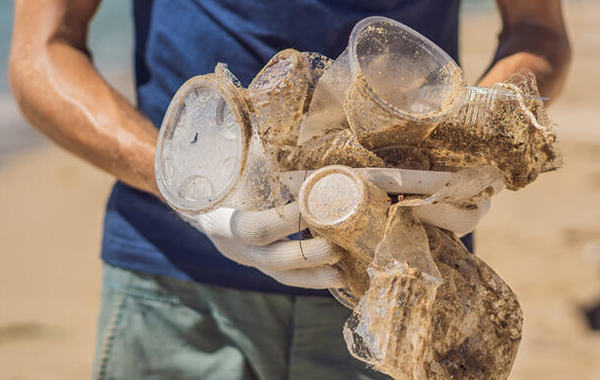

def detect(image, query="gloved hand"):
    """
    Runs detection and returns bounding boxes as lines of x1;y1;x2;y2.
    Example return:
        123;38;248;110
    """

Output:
181;199;488;291
181;202;346;289
412;200;491;237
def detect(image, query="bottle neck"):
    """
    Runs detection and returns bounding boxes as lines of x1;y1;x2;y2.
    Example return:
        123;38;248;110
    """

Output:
454;86;498;128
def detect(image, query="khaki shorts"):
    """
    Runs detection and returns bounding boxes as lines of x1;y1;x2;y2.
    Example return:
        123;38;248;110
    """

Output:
93;264;390;380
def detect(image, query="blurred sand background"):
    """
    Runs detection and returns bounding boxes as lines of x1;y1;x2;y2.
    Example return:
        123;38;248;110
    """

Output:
1;0;599;379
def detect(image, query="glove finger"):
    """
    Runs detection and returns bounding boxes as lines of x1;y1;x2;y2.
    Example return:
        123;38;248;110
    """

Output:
231;202;308;246
248;237;344;273
266;265;344;289
412;199;491;236
208;236;253;266
181;208;236;239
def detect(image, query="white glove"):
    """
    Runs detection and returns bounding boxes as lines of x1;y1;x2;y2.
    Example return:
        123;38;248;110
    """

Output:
412;200;491;237
283;167;493;238
181;202;345;289
182;168;492;290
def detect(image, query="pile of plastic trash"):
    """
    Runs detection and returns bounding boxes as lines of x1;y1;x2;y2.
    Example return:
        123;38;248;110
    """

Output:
155;16;561;380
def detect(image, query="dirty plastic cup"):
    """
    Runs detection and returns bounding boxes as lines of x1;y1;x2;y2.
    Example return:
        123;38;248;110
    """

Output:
155;64;280;214
343;16;466;149
298;165;391;307
300;16;528;147
300;16;466;146
247;49;312;147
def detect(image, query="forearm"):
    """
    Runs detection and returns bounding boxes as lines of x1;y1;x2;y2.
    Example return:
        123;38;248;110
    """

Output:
479;0;571;102
9;0;160;197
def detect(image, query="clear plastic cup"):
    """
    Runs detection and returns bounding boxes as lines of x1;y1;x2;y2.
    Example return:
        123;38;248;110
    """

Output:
155;64;283;214
343;16;467;149
298;165;391;306
247;49;313;147
299;16;467;146
300;16;539;150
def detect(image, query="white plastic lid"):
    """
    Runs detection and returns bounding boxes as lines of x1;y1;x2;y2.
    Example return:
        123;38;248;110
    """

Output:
155;74;250;213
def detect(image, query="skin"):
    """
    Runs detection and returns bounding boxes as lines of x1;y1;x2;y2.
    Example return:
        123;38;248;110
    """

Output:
9;0;571;198
478;0;571;101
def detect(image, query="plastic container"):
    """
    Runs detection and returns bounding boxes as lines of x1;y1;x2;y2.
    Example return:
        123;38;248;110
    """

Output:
299;17;539;148
298;165;391;306
247;49;312;147
155;64;283;214
343;16;467;149
299;16;467;146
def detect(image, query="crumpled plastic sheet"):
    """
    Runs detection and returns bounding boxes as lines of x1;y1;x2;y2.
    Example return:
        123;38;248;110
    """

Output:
344;204;523;380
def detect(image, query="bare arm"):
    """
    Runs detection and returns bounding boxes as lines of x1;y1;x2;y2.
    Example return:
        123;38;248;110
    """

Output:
479;0;572;102
9;0;160;197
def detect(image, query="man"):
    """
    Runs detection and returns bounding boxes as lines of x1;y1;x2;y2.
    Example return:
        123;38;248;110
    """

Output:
9;0;570;378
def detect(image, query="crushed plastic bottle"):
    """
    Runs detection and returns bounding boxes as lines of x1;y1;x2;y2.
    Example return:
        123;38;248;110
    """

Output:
421;70;562;190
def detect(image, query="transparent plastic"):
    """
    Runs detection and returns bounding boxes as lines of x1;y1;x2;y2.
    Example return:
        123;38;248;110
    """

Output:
344;218;522;380
422;71;562;190
343;16;467;149
247;49;312;147
298;165;390;305
155;64;284;214
299;17;548;152
300;16;467;146
296;166;519;380
343;206;441;380
298;49;351;143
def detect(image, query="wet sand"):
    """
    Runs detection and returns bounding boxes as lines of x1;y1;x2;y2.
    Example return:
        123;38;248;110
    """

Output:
1;1;599;379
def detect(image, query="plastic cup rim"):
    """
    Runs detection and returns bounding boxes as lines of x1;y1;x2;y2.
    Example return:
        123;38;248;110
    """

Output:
347;16;467;122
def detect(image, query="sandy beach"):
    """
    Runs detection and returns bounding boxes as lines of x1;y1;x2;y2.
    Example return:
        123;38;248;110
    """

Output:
1;1;599;379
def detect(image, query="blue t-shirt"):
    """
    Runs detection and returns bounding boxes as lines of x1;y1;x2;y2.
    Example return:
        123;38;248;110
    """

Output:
102;0;467;296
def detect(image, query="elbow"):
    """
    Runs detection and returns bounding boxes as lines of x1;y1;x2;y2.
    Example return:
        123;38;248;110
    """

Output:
8;45;50;132
8;47;36;115
8;50;25;106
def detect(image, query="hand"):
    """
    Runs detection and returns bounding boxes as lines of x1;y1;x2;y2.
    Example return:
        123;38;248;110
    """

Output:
181;202;345;289
412;200;491;237
478;0;571;101
182;171;490;290
344;167;492;237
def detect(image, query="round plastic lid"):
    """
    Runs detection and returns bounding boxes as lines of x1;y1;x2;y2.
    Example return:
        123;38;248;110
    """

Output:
155;75;249;213
348;16;466;119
